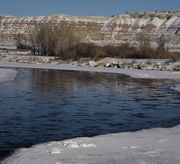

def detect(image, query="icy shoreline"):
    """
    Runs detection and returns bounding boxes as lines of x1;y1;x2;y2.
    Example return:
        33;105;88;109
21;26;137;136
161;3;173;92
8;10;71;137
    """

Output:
0;61;180;80
0;68;18;82
2;125;180;164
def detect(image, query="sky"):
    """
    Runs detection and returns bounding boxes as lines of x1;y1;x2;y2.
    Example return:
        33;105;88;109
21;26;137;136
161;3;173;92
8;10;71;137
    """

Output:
0;0;179;17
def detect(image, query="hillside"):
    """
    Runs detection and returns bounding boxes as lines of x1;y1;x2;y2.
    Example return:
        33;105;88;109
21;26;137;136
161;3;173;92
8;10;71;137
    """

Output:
0;11;180;52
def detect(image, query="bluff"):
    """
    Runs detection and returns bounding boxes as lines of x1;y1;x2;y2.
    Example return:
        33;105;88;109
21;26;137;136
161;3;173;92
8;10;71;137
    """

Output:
0;11;180;52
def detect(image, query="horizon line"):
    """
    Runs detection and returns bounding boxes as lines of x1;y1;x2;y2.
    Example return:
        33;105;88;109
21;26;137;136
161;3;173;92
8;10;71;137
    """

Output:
1;10;180;18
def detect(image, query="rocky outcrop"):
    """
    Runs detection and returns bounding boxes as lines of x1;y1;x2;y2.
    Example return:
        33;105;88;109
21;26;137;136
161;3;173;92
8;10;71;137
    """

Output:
0;54;63;64
0;11;180;51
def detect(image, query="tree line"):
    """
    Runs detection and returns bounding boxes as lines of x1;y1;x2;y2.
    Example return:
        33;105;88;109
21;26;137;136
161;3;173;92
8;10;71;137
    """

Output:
15;23;178;60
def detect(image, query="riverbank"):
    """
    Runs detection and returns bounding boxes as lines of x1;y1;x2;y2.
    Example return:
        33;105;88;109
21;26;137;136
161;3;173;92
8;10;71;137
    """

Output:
0;68;18;82
2;125;180;164
0;55;180;71
0;61;180;80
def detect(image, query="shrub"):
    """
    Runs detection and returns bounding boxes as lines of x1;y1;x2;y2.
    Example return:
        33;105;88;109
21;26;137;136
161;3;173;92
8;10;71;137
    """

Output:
28;23;79;56
15;33;29;50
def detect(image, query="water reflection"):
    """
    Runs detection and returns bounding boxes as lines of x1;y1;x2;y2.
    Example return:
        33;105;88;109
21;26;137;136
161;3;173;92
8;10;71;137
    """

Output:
0;68;179;160
29;69;166;92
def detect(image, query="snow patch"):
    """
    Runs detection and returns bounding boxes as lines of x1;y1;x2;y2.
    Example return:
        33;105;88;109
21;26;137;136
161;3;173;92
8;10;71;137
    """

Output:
49;148;63;154
149;17;165;27
164;16;178;28
63;140;96;149
2;125;180;164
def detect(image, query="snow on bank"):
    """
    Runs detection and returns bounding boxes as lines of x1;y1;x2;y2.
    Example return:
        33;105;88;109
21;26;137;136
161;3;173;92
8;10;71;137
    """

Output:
2;125;180;164
0;68;18;82
0;61;180;80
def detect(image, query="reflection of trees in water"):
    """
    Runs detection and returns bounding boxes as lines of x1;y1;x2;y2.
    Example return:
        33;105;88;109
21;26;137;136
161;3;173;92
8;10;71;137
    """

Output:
29;69;166;94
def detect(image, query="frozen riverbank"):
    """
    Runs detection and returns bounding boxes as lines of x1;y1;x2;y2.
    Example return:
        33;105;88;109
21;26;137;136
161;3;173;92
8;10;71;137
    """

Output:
0;68;17;82
0;61;180;80
2;125;180;164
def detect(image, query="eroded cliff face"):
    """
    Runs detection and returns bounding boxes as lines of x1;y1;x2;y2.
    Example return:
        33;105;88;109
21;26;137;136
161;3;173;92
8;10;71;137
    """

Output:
0;11;180;51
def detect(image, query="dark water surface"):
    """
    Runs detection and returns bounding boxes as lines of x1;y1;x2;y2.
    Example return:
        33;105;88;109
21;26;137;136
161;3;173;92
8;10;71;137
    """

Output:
0;68;180;160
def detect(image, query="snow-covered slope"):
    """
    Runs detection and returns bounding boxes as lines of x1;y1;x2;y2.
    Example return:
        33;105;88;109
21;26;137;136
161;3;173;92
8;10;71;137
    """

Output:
0;11;180;51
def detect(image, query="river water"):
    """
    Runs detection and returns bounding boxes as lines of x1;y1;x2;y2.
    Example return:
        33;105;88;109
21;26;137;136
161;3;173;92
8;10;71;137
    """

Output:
0;68;180;160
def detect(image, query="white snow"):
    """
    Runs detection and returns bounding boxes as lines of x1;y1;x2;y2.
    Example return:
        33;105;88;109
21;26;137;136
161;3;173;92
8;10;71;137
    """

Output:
63;140;96;149
0;62;180;80
2;125;180;164
49;148;63;155
163;16;178;28
170;17;180;28
135;18;149;27
101;17;114;33
148;17;165;27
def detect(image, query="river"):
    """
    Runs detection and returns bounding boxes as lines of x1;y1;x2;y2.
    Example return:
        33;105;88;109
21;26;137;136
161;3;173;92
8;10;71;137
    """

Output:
0;68;180;160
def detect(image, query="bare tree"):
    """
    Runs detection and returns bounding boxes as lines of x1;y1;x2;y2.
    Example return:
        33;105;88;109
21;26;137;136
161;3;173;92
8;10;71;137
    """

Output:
29;29;38;55
14;33;24;49
28;23;79;57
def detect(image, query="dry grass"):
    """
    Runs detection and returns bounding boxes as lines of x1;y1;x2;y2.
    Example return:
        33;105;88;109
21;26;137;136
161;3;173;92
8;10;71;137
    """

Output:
61;43;180;60
17;41;180;60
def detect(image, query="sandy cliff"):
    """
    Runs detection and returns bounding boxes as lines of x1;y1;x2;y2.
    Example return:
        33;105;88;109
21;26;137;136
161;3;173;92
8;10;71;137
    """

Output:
0;11;180;51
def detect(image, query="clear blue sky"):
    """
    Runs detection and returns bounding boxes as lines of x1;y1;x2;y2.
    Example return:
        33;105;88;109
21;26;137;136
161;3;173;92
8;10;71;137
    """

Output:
0;0;179;17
